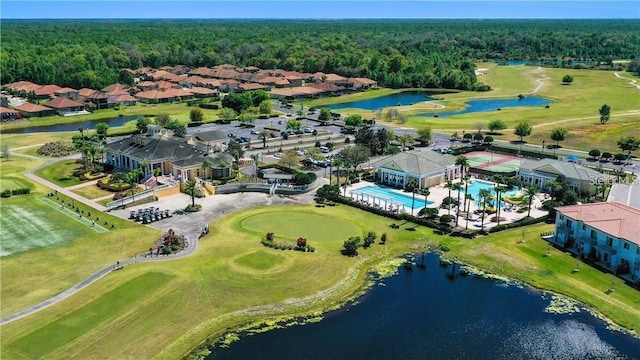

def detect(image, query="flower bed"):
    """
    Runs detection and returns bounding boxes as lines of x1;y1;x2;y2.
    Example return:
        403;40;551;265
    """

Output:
98;178;132;192
79;172;108;181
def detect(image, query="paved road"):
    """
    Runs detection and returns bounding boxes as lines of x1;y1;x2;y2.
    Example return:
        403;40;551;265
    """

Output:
0;164;325;325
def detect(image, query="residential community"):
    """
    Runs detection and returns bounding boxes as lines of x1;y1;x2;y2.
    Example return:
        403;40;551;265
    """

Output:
1;14;639;360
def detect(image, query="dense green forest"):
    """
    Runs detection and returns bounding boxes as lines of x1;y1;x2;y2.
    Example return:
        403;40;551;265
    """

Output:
1;19;639;90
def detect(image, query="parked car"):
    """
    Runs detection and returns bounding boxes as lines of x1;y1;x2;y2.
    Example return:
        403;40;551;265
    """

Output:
319;146;330;153
303;127;313;133
273;152;282;158
227;133;235;138
250;130;259;135
270;132;278;138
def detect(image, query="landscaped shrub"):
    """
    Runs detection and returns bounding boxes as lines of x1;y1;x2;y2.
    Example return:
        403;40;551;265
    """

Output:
261;233;314;252
488;214;548;233
199;103;219;110
296;237;307;249
363;231;377;248
10;188;31;195
36;141;77;157
1;189;12;198
341;236;361;256
440;214;454;224
380;233;387;244
266;232;275;241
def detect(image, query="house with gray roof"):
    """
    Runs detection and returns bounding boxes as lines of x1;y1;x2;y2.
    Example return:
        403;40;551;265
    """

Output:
517;158;604;194
105;125;232;183
371;150;459;189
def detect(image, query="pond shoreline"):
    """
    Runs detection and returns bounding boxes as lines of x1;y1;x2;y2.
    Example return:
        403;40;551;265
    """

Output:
189;252;638;359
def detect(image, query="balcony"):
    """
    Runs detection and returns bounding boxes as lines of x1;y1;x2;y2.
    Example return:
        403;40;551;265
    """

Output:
578;236;597;246
597;244;617;256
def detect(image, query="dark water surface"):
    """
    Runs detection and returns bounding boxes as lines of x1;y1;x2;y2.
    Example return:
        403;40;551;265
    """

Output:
1;115;143;134
420;96;551;118
208;253;640;360
325;91;437;111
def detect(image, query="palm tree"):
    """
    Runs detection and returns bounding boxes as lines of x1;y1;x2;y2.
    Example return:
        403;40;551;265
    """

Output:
126;170;139;203
250;154;259;178
462;174;471;212
444;180;454;215
139;160;150;189
258;130;270;149
478;188;491;232
464;194;475;229
420;187;431;216
405;178;419;215
524;185;539;218
455;155;470;178
202;158;213;181
333;158;343;194
493;185;507;226
453;181;464;225
546;179;563;201
185;179;197;208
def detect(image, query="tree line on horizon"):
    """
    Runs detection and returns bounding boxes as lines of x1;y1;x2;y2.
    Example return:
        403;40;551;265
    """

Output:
1;20;639;90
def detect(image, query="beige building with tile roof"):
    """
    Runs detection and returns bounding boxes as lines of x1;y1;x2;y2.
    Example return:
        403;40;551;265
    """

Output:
371;150;460;189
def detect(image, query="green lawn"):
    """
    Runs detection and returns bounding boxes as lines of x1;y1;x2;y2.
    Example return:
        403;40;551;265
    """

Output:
34;159;85;188
71;184;114;200
2;205;638;359
0;101;224;132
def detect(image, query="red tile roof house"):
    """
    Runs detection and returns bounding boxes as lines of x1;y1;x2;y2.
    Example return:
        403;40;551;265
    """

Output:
219;80;240;93
79;88;109;109
237;83;268;92
188;87;219;98
198;79;223;90
109;94;139;107
258;76;290;88
154;81;181;91
4;81;41;95
45;97;87;115
14;102;55;117
137;81;159;92
53;87;80;99
101;83;131;94
553;202;640;281
0;106;21;121
348;77;378;90
34;84;63;99
135;89;193;104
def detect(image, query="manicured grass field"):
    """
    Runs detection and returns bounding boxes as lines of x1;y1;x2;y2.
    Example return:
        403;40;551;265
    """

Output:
4;272;173;359
34;159;85;188
2;205;638;359
0;195;95;257
71;184;113;200
239;211;360;242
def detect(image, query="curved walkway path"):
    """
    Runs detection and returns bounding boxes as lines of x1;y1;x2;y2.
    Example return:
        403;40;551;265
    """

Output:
614;72;640;90
1;149;326;325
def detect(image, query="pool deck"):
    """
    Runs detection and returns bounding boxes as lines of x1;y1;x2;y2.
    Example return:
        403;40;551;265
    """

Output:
346;179;547;229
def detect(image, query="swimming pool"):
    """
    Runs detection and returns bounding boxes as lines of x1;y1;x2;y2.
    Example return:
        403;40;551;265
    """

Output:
457;179;519;205
353;185;433;210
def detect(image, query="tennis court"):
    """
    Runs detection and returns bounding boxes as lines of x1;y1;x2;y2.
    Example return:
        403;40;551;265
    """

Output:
465;151;523;173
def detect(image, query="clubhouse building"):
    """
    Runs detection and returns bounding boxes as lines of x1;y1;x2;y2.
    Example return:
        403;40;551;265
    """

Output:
371;150;459;189
517;158;604;194
105;125;232;183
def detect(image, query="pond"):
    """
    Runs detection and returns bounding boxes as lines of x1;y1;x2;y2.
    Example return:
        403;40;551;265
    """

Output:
325;91;437;111
0;115;144;134
419;96;551;118
208;253;640;360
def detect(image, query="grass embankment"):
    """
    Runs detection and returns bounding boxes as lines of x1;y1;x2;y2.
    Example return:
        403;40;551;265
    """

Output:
71;184;113;200
0;153;160;316
0;101;224;132
34;159;86;187
0;206;444;359
1;205;638;359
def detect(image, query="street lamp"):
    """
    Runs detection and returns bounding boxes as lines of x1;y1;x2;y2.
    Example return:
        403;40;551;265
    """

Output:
542;140;545;153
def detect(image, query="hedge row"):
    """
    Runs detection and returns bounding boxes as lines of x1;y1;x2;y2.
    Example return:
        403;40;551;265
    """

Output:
1;188;31;197
488;214;548;232
198;103;220;110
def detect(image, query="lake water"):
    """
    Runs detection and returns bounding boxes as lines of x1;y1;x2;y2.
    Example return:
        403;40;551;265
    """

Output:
0;115;143;134
325;91;437;111
208;253;640;360
421;96;551;118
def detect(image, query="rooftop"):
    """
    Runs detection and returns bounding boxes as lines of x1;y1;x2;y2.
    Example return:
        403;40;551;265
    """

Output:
371;150;456;176
519;158;603;181
556;201;640;244
607;183;640;209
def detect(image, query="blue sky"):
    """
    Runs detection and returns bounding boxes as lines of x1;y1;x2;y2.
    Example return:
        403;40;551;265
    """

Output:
2;1;639;19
